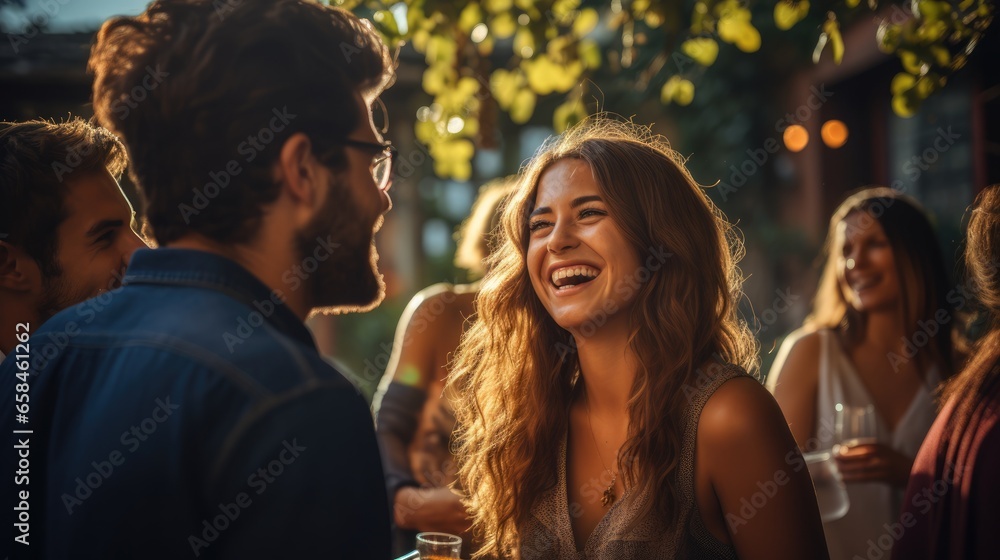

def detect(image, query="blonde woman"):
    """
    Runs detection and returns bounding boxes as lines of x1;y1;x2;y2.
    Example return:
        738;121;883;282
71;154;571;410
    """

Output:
448;118;827;559
767;188;955;560
374;180;512;555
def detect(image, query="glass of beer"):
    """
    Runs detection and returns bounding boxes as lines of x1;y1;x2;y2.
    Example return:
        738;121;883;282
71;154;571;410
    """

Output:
416;532;462;559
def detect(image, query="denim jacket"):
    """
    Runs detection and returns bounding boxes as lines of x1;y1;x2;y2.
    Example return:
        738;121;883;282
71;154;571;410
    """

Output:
1;248;390;559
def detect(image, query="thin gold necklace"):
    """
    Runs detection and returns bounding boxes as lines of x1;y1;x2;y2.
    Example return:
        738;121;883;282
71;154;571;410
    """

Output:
584;389;619;507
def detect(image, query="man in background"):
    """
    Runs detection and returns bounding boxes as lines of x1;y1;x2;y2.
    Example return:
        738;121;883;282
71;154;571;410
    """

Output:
0;118;146;361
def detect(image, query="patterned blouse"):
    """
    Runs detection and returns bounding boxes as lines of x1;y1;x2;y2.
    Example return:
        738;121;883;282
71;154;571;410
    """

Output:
517;365;747;559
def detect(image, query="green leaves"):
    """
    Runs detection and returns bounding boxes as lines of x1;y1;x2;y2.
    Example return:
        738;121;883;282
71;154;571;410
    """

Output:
661;76;695;106
457;4;482;33
914;0;952;21
509;90;537;124
890;70;946;117
871;0;989;117
681;37;720;66
877;21;901;53
490;68;525;110
572;8;600;37
482;0;513;14
422;64;450;94
813;14;843;64
522;55;582;95
372;10;399;37
826;18;844;64
774;1;810;30
554;97;587;132
353;0;994;176
578;39;601;69
368;0;608;179
490;13;517;39
716;1;761;52
430;139;475;181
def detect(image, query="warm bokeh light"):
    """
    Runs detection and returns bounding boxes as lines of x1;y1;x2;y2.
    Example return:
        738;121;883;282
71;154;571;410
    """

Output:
821;119;849;148
470;23;488;43
783;124;809;152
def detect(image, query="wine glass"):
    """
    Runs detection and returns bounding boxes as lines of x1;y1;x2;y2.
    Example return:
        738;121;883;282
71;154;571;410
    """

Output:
835;403;877;449
804;450;850;522
416;532;462;559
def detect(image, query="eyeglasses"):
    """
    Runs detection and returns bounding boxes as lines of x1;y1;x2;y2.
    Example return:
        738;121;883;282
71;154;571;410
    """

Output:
339;139;396;192
373;97;389;136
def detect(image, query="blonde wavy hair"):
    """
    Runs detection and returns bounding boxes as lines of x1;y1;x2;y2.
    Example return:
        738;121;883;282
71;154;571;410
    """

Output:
447;117;758;558
453;177;516;279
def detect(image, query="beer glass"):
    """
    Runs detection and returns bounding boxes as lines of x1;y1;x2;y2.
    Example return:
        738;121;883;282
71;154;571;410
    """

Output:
416;532;462;559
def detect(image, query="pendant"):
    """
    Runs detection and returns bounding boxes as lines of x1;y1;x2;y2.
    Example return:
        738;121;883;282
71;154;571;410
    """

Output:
601;474;617;507
601;485;616;507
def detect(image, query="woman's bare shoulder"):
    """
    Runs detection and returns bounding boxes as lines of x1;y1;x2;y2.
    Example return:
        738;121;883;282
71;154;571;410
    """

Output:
398;283;479;340
765;327;825;392
700;376;784;437
780;327;825;353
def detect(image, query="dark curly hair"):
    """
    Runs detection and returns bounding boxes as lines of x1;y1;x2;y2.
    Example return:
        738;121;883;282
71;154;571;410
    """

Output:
89;0;394;245
0;117;128;277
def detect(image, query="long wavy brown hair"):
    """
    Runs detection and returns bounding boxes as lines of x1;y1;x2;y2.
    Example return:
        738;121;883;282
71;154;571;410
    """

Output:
447;118;757;558
943;185;1000;428
806;187;955;382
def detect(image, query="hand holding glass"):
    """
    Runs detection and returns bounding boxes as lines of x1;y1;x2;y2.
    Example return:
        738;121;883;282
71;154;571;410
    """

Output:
835;403;877;448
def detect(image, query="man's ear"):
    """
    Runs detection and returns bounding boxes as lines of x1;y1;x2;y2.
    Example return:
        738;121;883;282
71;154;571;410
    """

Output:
0;242;38;292
277;132;323;208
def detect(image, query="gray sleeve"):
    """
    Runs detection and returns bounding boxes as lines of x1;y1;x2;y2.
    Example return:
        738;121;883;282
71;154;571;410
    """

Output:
374;381;427;501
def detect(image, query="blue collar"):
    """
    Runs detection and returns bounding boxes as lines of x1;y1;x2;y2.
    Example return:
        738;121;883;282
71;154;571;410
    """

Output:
123;248;316;349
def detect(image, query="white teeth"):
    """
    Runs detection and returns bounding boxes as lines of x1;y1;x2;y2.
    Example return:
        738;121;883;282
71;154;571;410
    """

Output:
550;265;600;286
852;277;877;290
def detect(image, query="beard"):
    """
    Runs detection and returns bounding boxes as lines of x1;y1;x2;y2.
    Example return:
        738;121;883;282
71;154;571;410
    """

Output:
36;259;127;322
296;175;385;317
36;268;90;322
36;276;70;322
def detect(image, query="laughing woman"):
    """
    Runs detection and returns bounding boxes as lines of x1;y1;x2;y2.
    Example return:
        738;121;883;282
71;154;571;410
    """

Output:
768;187;953;560
766;188;955;560
447;119;828;560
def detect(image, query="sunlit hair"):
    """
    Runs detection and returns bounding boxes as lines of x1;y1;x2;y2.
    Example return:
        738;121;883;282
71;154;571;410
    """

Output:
943;185;1000;426
447;117;757;558
806;187;954;380
0;117;127;277
88;0;393;246
453;177;515;279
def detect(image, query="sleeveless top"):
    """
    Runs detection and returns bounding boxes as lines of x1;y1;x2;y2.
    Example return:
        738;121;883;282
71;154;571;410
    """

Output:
814;329;939;560
518;365;746;559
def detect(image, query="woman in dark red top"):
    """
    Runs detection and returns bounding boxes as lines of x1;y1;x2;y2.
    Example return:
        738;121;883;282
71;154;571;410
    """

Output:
893;185;1000;560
